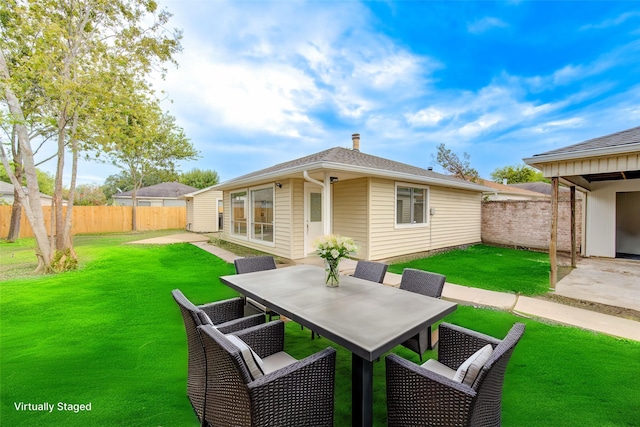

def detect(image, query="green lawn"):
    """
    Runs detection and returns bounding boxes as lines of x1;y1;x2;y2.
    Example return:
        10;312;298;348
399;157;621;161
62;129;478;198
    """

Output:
389;244;551;295
1;237;638;426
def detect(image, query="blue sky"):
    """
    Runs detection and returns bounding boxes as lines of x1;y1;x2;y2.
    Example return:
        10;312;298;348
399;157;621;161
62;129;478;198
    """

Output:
75;0;640;185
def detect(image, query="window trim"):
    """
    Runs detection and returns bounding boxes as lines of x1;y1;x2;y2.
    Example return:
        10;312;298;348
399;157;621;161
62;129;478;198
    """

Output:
394;182;430;229
229;184;276;247
230;190;248;239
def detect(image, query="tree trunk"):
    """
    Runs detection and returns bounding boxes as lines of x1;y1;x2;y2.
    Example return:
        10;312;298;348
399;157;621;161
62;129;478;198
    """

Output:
7;127;23;242
131;187;138;231
7;190;23;242
0;51;53;270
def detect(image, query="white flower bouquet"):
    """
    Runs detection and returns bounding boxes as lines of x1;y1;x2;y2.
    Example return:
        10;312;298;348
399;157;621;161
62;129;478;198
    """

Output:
315;235;358;286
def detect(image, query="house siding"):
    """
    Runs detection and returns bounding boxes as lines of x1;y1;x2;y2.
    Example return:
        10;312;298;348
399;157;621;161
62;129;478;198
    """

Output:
368;178;481;260
332;178;369;260
189;189;222;232
292;179;305;259
540;153;640;177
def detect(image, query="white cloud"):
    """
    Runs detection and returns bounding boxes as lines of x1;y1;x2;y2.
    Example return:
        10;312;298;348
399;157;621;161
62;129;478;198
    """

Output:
406;107;446;127
580;11;640;30
157;1;435;139
467;17;509;34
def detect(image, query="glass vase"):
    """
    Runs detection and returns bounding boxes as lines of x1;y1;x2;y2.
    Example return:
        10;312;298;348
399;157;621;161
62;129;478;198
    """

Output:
325;258;340;287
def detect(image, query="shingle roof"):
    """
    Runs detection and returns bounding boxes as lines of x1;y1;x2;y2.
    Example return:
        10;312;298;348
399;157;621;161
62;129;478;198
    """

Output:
221;146;483;189
114;182;198;198
533;125;640;157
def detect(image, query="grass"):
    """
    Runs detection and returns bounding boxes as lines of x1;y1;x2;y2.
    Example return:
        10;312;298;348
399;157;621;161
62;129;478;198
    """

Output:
389;244;551;295
1;236;639;426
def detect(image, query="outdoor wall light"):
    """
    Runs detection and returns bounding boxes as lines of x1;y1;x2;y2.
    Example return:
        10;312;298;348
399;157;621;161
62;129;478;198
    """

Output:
330;176;339;184
275;182;282;188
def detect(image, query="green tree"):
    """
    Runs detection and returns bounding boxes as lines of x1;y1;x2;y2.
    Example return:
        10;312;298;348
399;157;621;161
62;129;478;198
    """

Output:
72;183;107;206
0;0;181;271
95;90;198;230
434;143;480;182
180;168;219;189
490;164;546;184
0;163;54;194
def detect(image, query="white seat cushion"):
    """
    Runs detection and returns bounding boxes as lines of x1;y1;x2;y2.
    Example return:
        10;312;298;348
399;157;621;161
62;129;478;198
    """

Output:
261;351;298;374
421;359;457;380
453;344;493;386
225;334;265;380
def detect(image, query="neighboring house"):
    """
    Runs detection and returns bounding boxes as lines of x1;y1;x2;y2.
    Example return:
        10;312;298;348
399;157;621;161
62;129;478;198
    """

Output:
181;187;224;232
213;134;492;261
0;181;65;206
524;125;640;260
480;179;549;201
510;182;583;201
112;182;197;207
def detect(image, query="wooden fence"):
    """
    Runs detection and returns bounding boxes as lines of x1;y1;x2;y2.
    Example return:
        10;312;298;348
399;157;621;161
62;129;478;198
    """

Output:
0;206;187;238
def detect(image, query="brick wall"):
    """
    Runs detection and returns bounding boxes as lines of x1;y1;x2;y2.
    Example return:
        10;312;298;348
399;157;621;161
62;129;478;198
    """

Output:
481;199;582;252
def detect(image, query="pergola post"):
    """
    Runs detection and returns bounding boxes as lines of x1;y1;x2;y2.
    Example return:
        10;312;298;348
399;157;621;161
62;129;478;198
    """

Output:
550;177;559;289
570;186;577;268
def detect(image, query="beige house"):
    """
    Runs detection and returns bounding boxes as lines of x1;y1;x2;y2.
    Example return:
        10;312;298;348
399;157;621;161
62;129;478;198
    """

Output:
182;187;224;232
0;181;66;206
214;134;492;261
524;125;640;262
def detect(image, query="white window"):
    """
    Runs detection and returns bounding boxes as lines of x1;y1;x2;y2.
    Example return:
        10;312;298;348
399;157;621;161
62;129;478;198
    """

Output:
250;186;274;242
230;191;247;236
230;186;275;244
396;183;428;226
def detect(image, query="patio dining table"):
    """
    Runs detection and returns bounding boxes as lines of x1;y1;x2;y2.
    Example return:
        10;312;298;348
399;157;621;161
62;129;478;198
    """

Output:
220;264;457;427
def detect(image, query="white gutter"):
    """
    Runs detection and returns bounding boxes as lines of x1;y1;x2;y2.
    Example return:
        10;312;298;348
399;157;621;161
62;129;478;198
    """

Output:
303;170;332;235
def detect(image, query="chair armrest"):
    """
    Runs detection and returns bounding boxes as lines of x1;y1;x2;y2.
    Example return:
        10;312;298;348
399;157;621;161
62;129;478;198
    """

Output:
438;323;501;370
248;347;337;427
386;353;476;426
198;297;244;324
216;313;265;334
233;320;285;358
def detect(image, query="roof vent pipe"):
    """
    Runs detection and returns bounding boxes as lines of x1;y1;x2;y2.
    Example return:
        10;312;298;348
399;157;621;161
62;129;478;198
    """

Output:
503;178;508;185
352;133;360;151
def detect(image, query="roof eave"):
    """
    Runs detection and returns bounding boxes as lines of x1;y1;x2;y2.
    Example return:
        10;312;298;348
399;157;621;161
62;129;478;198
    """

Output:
215;161;492;193
524;142;640;166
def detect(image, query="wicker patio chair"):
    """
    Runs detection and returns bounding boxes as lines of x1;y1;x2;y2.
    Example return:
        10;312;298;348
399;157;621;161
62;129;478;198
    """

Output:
171;289;265;424
353;260;388;284
197;320;337;427
398;268;447;359
386;322;526;427
234;256;279;320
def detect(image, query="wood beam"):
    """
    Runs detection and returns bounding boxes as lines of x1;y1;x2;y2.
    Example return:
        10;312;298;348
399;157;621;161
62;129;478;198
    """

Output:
550;177;559;289
570;186;576;268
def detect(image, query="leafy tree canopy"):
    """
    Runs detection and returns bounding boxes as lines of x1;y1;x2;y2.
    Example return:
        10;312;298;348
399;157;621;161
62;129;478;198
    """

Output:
179;168;219;189
490;164;546;184
0;164;55;195
70;184;107;206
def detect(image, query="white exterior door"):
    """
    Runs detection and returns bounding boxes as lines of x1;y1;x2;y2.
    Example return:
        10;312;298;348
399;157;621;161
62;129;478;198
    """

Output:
304;183;324;255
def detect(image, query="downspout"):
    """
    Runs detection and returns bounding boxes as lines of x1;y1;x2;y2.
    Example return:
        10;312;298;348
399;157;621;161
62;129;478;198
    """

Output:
303;171;332;235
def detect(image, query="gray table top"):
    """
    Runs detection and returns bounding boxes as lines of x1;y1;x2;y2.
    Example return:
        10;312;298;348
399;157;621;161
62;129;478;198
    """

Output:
221;264;457;361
